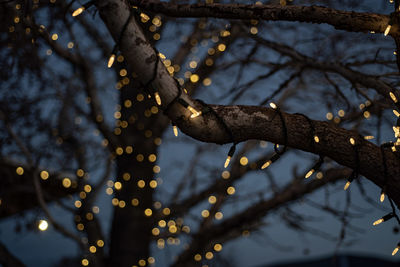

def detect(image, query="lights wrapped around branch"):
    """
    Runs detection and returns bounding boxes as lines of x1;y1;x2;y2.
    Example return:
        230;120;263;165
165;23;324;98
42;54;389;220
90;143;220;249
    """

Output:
373;213;394;226
177;98;201;118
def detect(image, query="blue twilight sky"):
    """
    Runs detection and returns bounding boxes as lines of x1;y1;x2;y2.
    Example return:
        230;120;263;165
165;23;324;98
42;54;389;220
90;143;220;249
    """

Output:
1;0;400;266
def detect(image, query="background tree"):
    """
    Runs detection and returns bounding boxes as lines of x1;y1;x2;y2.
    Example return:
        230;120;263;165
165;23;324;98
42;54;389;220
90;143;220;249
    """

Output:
1;0;400;266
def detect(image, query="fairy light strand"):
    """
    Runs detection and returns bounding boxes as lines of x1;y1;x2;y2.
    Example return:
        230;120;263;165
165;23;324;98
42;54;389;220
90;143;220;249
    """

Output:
261;104;288;169
344;138;360;190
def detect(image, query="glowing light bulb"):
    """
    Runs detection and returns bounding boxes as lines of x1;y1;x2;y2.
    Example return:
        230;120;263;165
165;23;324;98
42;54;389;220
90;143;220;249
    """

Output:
393;110;400;117
380;192;385;202
173;125;178;137
364;136;374;140
224;156;231;168
385;25;392;36
269;102;277;109
349;138;356;145
154;92;162;105
390;92;398;103
305;169;314;179
373;218;384;226
344;181;351;190
392;244;400;256
314;135;320;143
261;160;272;170
38;220;49;231
188;106;201;118
72;7;85;17
108;54;116;68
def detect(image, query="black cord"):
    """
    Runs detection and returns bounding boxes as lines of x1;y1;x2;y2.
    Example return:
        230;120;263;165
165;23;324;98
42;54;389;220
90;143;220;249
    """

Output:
272;107;287;155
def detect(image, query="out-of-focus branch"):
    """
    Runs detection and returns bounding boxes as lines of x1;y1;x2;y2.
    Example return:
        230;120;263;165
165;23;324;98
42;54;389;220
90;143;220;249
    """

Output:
172;168;350;266
0;241;25;267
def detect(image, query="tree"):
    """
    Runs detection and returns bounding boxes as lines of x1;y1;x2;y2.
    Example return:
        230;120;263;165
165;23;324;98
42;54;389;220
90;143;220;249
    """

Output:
1;0;400;266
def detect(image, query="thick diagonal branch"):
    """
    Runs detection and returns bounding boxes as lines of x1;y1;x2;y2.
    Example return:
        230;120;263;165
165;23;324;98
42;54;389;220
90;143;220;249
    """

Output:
96;0;400;207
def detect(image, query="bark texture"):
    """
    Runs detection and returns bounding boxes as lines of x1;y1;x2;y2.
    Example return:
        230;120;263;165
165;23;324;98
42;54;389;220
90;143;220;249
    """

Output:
134;1;397;35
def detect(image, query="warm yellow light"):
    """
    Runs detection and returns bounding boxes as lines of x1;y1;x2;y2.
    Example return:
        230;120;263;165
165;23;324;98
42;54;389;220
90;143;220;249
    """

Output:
240;157;248;166
208;195;217;204
269;102;277;109
89;245;96;253
108;54;116;68
392;246;399;256
144;208;153;216
97;240;104;247
173;125;178;137
62;178;72;188
344;181;351;190
373;218;384;226
187;106;201;118
349;138;356;145
201;210;210;218
384;24;392;36
227;186;235;195
38;220;49;231
261;160;272;169
305;169;314;179
16;166;24;175
154;92;161;105
224;156;231;168
394;126;400;137
72;6;85;17
40;170;49;180
380;192;385;202
390;92;398;103
214;243;222;252
81;259;89;266
194;254;202;261
314;135;320;143
364;136;374;140
394;110;400;117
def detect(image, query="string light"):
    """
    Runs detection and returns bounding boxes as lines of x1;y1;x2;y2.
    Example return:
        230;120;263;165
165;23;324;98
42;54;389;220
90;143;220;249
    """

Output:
373;213;394;226
38;220;49;231
384;24;392;36
108;54;116;68
224;145;236;168
177;98;201;118
172;124;178;137
380;189;386;202
261;153;280;169
72;7;85;17
390;92;398;103
393;243;400;256
71;1;93;17
154;92;162;105
305;156;324;179
344;171;357;190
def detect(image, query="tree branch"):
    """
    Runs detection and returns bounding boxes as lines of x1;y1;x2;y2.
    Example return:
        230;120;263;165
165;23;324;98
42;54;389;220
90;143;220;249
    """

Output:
134;1;395;35
96;0;400;208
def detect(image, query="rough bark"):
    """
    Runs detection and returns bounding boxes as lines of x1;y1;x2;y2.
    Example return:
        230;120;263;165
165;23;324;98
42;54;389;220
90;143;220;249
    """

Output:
133;1;397;36
96;0;400;208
